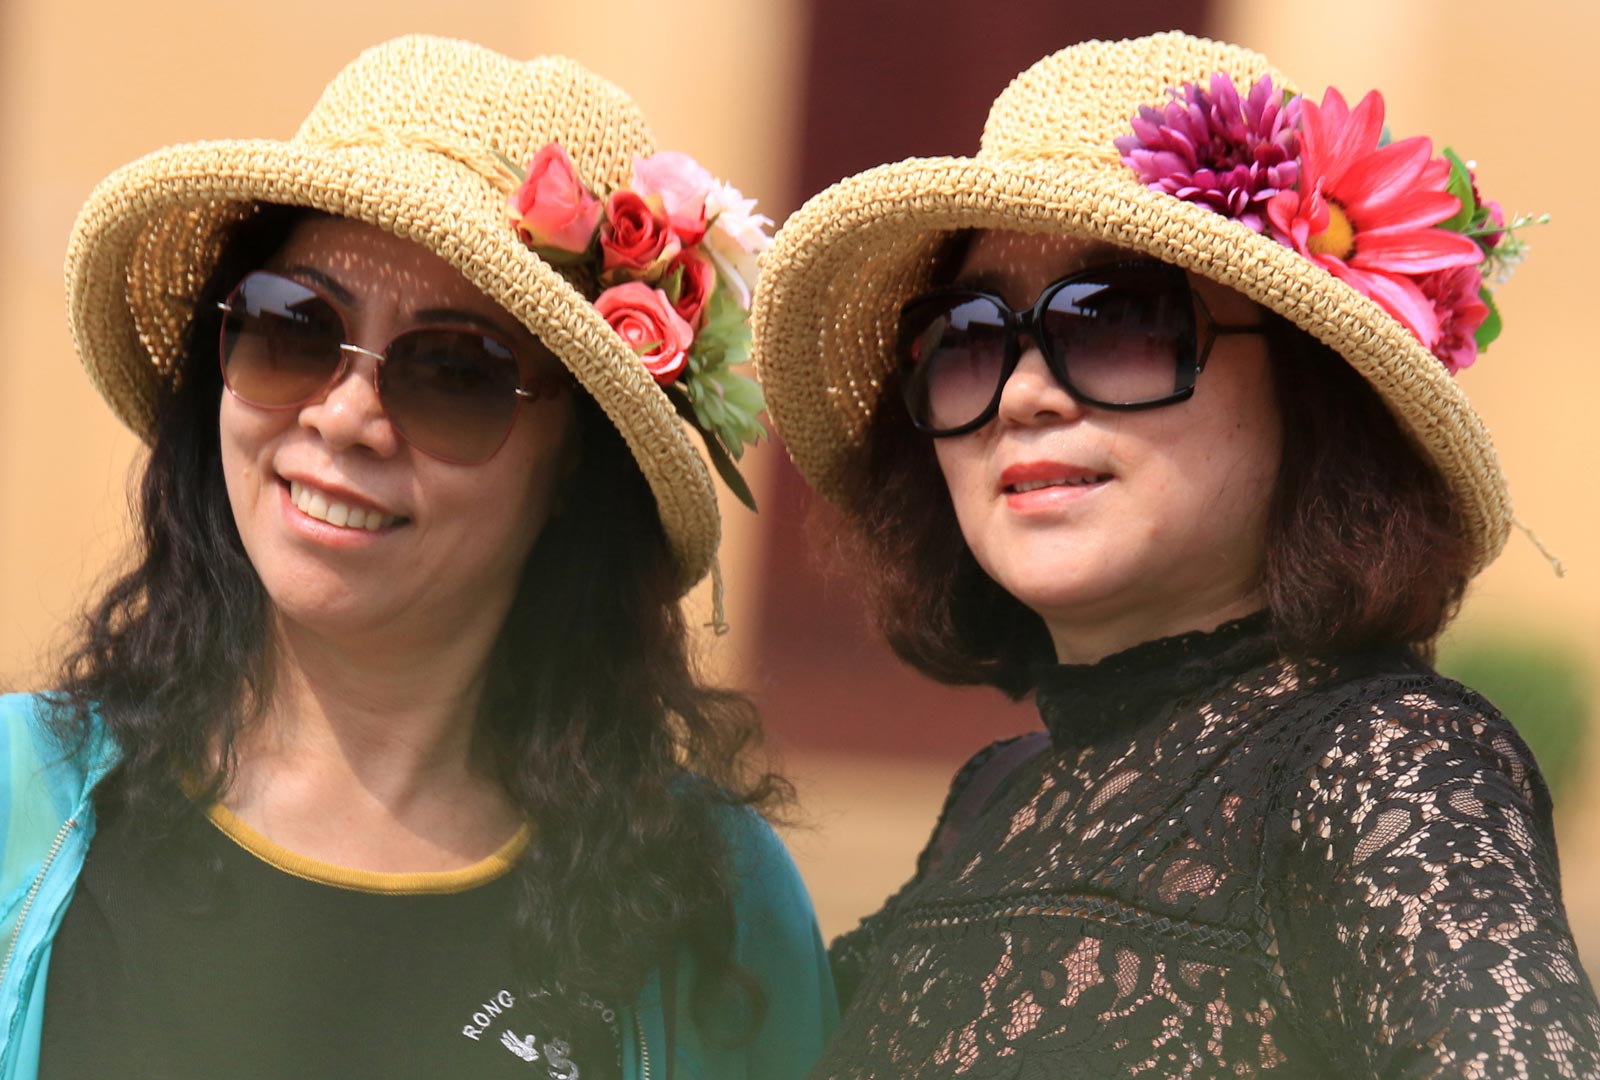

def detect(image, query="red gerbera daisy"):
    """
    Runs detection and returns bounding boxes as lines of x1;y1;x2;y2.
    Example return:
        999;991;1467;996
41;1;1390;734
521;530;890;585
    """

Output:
1267;88;1482;351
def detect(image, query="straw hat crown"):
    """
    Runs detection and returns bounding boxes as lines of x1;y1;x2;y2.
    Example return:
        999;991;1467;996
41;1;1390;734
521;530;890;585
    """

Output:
978;34;1291;169
295;37;650;196
68;35;724;593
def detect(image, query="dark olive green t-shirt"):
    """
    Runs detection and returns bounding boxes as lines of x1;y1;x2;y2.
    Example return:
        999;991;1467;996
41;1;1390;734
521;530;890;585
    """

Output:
39;799;620;1079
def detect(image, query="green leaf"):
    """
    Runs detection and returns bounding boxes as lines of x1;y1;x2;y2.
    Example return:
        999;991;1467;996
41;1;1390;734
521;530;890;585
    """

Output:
691;288;754;371
661;264;685;306
488;147;527;184
1441;147;1477;233
693;365;767;456
702;430;759;512
666;386;759;512
1474;286;1502;351
530;243;595;267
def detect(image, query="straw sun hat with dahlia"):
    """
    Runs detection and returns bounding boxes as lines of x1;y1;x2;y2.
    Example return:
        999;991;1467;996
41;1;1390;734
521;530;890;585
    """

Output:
751;33;1548;578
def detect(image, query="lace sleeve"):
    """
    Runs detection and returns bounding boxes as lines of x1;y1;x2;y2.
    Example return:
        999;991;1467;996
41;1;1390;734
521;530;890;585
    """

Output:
826;735;1036;1010
1269;677;1600;1078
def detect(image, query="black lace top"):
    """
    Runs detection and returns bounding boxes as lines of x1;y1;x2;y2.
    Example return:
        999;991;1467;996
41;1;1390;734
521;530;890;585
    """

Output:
819;616;1600;1078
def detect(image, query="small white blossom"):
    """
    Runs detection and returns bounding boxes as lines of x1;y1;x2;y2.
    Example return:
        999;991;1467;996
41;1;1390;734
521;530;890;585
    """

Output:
704;180;773;308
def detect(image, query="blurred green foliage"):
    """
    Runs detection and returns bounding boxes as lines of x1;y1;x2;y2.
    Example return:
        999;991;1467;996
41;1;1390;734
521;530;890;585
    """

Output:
1438;636;1593;800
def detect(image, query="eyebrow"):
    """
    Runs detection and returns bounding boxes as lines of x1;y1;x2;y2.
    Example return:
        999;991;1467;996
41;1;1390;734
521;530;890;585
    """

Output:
283;264;356;305
953;248;1155;297
953;268;1014;295
279;263;521;342
413;307;520;341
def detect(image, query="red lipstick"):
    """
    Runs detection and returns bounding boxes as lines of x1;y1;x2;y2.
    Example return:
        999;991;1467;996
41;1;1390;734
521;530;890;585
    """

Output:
998;460;1112;512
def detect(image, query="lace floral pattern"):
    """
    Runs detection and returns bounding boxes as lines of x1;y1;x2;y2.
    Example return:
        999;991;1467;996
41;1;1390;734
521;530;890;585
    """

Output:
819;618;1600;1078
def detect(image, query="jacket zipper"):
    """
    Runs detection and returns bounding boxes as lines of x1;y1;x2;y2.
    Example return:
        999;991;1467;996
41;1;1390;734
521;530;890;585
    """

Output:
0;818;77;990
634;1011;651;1080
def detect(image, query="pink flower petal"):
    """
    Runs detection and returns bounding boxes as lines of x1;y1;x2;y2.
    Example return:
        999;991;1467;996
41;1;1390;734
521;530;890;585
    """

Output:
1337;136;1435;213
1306;88;1384;189
1354;191;1469;237
1337;265;1442;345
1351;228;1484;273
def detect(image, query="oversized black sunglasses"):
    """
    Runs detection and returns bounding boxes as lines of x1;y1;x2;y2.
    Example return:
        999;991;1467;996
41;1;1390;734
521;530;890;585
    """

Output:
218;270;567;465
897;260;1265;437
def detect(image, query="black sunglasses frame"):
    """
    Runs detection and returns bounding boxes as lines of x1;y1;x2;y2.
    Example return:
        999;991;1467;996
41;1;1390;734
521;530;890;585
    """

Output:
217;270;567;465
897;260;1266;438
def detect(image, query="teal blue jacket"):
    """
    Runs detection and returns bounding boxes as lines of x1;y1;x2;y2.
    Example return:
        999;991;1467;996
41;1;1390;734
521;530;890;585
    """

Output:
0;693;836;1079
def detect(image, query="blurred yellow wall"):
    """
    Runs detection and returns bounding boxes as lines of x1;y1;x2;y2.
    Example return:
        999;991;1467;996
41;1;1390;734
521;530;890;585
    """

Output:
0;0;803;685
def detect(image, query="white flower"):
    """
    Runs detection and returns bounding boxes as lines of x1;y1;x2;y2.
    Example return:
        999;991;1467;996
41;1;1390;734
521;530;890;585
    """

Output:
706;181;774;253
704;180;773;308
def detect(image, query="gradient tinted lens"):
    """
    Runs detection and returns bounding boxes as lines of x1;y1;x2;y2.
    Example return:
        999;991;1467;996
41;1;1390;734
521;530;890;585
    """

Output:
220;273;343;407
898;263;1196;432
899;294;1010;432
381;330;524;464
1039;263;1195;405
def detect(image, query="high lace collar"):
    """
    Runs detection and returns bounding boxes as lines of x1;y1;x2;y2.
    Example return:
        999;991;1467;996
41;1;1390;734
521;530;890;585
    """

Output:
1033;613;1279;752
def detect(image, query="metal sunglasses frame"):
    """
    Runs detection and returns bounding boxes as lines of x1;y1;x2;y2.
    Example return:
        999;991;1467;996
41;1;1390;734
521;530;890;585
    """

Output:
217;269;566;465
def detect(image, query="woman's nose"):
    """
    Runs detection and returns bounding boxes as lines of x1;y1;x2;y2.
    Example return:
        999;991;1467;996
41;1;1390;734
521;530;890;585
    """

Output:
995;338;1086;427
296;346;402;456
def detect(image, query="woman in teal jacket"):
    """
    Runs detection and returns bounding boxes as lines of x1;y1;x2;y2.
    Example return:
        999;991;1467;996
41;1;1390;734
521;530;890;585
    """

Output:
0;35;833;1079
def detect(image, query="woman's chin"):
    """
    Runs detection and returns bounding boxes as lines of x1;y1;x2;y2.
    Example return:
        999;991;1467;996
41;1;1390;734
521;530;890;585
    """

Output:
264;583;407;642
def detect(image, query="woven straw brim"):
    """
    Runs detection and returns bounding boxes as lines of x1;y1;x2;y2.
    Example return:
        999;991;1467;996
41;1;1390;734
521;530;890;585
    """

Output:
67;138;719;593
753;153;1512;576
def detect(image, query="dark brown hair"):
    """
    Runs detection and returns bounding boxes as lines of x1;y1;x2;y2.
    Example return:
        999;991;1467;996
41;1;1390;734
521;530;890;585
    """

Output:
838;302;1473;695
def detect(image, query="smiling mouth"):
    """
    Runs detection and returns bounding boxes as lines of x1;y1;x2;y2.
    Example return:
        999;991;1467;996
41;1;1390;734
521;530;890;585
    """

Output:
1004;474;1112;495
287;480;406;531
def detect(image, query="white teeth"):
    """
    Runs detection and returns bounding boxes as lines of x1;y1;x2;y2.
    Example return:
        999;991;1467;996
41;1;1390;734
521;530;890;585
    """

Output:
1010;475;1109;494
288;480;399;531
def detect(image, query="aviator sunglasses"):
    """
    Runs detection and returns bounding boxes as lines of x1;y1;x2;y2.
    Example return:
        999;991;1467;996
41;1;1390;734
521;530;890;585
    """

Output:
897;260;1265;436
218;270;567;465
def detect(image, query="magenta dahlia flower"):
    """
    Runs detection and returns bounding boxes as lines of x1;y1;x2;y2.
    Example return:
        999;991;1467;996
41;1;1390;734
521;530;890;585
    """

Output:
1266;88;1483;351
1115;73;1302;233
1418;265;1489;373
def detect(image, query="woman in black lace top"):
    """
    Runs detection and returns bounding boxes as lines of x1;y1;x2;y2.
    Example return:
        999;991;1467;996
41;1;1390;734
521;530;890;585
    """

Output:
750;31;1600;1078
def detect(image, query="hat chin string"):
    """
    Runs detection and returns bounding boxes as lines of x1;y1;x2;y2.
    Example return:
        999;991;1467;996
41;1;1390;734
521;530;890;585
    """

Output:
1512;517;1566;578
704;556;729;636
311;123;518;194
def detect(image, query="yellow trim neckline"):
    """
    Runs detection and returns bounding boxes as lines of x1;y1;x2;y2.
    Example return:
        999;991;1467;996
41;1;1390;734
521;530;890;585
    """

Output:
204;802;531;896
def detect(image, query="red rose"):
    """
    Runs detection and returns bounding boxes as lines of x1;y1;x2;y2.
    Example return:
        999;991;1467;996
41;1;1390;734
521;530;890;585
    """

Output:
594;282;695;386
668;250;716;330
600;191;681;284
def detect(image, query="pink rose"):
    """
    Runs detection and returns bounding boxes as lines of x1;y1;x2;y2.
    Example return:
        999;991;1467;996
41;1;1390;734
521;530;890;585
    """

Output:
507;143;603;255
631;151;714;245
668;250;716;330
595;281;695;386
600;190;680;284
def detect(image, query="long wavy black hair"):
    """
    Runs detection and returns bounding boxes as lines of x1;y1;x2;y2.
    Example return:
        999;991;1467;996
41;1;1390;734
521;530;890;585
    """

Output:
49;202;786;1036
